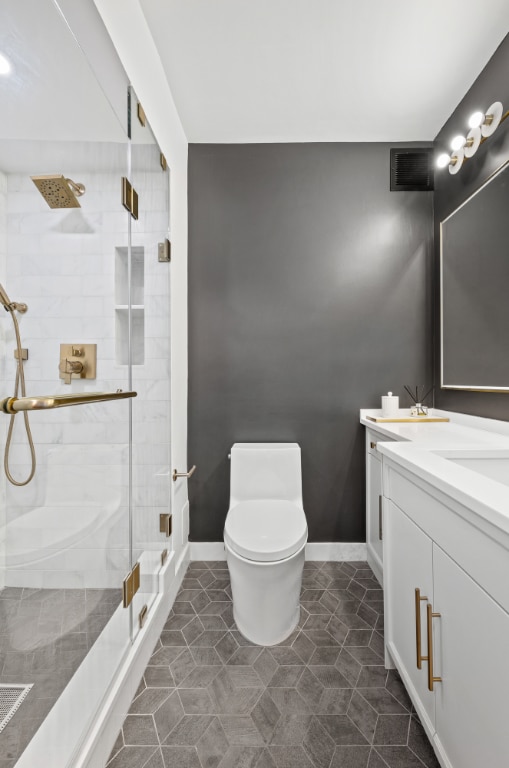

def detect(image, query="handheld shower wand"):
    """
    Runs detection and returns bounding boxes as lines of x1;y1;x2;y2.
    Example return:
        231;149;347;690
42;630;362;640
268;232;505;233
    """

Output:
0;282;27;314
0;284;36;485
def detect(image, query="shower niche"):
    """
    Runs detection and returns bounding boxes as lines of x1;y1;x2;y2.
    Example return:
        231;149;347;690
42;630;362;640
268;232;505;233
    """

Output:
115;245;145;364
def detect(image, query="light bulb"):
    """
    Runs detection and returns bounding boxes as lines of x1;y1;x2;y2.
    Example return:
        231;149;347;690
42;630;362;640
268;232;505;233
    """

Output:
451;135;466;151
436;153;451;169
0;52;11;76
468;111;484;129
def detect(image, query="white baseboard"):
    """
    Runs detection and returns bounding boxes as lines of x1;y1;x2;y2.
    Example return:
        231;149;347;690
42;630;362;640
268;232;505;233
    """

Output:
189;541;366;562
305;542;366;561
190;541;227;560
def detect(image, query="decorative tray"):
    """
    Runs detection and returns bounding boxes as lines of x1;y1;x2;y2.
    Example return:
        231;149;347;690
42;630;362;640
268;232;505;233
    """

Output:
366;415;450;423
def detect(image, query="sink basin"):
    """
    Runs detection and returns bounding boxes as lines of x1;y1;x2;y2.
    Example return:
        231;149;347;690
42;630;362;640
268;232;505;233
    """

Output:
432;449;509;488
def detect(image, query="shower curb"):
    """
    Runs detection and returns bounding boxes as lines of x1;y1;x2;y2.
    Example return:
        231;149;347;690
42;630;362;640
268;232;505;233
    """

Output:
14;543;190;768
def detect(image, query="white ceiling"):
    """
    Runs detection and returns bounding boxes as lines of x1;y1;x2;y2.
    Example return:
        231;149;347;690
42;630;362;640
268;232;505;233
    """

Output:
140;0;509;143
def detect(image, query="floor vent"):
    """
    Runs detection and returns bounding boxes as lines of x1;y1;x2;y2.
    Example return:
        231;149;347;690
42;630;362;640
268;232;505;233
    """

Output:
390;147;434;191
0;684;33;732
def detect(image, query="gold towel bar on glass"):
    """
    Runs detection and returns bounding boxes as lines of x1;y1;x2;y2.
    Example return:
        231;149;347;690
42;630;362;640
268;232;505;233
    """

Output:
172;465;196;482
0;390;137;414
415;588;429;669
426;603;442;691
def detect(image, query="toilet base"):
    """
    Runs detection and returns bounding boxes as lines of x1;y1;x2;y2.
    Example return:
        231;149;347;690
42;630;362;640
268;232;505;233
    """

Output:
225;540;306;646
233;605;300;647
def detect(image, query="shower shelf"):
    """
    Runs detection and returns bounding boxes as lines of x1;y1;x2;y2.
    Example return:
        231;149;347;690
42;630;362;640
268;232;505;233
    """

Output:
115;246;145;365
115;307;144;365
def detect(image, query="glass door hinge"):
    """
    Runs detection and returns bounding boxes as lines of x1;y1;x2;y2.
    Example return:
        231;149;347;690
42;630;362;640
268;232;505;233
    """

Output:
160;513;172;537
137;102;146;127
158;238;171;262
122;561;140;608
139;604;148;629
121;177;139;220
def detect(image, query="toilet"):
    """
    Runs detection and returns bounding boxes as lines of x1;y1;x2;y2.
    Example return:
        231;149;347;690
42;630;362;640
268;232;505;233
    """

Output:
224;443;308;645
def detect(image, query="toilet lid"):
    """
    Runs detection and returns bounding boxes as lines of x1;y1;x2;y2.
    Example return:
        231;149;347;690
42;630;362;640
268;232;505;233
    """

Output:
224;499;307;562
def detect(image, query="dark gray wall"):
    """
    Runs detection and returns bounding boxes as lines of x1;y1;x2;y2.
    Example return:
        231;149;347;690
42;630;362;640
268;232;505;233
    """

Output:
434;33;509;419
188;143;433;542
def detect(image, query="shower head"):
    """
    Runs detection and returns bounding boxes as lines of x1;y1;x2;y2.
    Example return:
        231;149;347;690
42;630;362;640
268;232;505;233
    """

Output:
0;282;27;313
30;175;86;209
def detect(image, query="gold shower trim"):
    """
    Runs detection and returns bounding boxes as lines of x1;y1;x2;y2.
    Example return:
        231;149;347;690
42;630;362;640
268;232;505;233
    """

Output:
0;390;136;414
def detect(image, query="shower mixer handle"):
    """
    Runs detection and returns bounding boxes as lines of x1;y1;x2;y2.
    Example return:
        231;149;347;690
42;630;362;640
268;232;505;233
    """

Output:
59;358;84;384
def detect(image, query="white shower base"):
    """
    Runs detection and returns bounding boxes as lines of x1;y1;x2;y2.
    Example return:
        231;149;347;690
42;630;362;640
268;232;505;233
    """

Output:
1;504;128;589
14;544;189;768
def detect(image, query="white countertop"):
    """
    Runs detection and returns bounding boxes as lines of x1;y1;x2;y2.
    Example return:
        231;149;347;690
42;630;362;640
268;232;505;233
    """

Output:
360;408;509;448
360;407;509;538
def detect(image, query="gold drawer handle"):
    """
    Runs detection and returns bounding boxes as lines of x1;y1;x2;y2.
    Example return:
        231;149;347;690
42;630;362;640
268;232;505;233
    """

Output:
427;603;442;691
415;588;428;669
370;441;377;449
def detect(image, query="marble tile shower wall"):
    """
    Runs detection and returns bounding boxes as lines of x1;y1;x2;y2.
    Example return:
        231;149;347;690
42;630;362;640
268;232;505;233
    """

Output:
0;169;170;591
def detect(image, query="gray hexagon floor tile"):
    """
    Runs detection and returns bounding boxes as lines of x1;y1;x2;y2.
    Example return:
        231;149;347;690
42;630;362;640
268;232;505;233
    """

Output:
107;561;441;768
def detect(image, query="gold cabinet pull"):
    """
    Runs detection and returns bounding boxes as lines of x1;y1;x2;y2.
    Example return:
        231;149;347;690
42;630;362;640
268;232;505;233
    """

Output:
370;441;377;450
415;588;428;669
426;603;442;691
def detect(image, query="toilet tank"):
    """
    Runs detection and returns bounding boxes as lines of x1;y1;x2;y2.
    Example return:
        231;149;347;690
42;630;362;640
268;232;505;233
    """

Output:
230;443;303;506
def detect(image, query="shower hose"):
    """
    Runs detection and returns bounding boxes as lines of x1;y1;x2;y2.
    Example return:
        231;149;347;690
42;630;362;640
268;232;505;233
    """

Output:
4;305;36;485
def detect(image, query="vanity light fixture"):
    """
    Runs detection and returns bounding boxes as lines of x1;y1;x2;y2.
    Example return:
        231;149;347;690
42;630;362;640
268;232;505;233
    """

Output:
0;52;11;75
436;153;451;169
450;135;466;151
436;100;507;174
436;150;464;173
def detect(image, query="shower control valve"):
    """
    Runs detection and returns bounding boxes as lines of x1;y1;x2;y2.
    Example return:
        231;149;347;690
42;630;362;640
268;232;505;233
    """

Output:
59;343;97;384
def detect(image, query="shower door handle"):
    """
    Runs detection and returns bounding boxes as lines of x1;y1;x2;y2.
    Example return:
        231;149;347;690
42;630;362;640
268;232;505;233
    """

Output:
172;465;196;482
0;390;137;413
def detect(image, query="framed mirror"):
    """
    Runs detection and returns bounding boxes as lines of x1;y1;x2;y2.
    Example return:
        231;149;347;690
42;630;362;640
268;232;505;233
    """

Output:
440;159;509;391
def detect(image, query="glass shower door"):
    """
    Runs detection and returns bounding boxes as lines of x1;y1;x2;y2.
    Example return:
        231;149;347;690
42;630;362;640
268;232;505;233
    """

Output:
0;0;133;763
128;88;172;641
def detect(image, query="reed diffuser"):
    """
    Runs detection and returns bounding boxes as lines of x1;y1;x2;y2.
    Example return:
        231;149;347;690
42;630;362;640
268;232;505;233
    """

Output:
404;385;434;416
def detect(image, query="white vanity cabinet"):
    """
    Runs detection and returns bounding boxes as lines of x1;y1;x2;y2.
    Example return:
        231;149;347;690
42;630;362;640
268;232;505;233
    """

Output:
384;462;509;768
365;428;396;585
384;501;435;731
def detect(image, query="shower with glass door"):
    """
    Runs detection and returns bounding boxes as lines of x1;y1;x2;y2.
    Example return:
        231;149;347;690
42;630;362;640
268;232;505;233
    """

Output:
0;0;172;764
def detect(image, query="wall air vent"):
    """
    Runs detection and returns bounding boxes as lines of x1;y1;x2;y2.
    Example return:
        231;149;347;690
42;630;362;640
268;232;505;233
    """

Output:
390;148;434;191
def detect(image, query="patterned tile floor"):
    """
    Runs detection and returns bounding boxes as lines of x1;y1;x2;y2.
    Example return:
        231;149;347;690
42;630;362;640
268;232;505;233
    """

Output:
0;587;119;766
107;561;440;768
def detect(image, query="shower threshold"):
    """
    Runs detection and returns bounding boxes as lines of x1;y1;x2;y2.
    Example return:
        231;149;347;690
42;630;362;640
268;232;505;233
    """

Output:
12;548;187;768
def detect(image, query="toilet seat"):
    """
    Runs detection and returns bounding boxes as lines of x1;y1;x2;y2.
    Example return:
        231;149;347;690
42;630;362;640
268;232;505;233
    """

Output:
224;499;307;563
